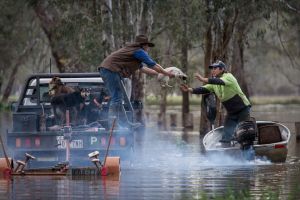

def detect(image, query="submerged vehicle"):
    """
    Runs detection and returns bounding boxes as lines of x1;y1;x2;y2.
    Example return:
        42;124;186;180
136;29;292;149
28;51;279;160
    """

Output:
6;73;136;169
203;121;291;162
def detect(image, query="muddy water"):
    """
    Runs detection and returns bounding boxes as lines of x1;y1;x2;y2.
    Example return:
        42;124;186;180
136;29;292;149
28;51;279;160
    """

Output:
0;104;299;199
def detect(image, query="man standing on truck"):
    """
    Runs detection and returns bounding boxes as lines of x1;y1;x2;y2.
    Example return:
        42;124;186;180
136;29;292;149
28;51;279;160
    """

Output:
99;35;175;128
180;60;251;147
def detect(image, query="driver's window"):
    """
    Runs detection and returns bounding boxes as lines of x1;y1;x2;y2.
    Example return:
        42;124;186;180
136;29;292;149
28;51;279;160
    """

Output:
40;84;51;103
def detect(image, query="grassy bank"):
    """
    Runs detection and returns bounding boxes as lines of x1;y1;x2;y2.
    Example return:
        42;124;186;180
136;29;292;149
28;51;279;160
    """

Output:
145;95;300;106
250;95;300;105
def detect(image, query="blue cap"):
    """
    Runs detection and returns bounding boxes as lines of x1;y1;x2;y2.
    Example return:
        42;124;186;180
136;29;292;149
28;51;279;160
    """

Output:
209;60;226;69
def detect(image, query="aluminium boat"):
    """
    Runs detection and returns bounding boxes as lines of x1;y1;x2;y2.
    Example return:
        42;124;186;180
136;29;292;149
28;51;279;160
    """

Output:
203;121;291;162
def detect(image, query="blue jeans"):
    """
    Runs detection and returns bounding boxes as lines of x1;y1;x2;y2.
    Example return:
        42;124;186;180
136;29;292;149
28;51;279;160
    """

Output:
99;68;127;127
222;106;251;142
99;68;123;106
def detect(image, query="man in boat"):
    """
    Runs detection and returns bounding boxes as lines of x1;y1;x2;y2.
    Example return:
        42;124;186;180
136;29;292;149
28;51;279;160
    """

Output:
180;60;251;146
98;34;175;128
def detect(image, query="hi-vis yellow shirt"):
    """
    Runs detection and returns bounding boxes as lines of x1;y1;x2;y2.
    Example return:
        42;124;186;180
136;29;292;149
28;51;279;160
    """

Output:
203;73;250;107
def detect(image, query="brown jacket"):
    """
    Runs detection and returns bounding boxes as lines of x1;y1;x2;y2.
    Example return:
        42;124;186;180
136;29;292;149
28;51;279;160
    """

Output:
100;44;143;78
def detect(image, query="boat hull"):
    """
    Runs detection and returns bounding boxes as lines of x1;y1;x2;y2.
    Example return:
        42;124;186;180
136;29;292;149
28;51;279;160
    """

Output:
203;121;291;163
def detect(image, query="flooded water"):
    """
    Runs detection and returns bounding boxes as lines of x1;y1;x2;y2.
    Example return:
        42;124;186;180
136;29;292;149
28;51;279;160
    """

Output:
0;104;300;199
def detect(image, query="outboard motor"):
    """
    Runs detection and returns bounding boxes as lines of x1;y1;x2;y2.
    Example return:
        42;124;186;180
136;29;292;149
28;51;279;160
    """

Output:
234;120;257;150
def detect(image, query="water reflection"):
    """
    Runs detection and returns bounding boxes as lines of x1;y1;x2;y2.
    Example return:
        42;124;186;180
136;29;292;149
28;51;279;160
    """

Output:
0;130;299;199
0;104;299;199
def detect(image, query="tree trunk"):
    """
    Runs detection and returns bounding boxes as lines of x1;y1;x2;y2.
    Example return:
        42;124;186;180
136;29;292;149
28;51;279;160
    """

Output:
32;2;65;72
201;5;238;133
231;23;250;97
0;72;3;95
159;36;172;129
131;71;145;125
180;0;190;128
131;0;153;124
1;41;36;103
159;88;167;130
1;64;19;104
200;0;213;136
200;22;213;135
101;0;115;55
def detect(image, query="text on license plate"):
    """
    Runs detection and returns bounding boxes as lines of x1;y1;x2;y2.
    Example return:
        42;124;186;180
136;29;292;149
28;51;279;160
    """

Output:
56;136;83;149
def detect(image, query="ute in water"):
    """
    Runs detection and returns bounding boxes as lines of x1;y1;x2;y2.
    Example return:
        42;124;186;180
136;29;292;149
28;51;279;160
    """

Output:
203;120;291;162
0;73;140;177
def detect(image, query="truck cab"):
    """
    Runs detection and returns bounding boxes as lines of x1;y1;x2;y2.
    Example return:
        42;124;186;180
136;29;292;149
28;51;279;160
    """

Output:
7;73;135;168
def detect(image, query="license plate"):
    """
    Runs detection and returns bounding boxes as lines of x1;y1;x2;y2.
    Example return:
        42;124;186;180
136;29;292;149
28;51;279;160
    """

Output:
56;136;83;149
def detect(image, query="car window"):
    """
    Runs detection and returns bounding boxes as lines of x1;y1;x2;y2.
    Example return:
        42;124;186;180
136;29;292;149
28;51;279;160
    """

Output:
40;84;51;103
21;77;105;106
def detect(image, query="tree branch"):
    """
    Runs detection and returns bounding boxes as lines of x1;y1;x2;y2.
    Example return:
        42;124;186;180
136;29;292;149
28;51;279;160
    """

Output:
276;6;300;69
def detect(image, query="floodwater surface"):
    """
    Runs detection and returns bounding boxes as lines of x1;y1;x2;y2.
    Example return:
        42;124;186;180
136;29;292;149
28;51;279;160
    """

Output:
0;104;299;199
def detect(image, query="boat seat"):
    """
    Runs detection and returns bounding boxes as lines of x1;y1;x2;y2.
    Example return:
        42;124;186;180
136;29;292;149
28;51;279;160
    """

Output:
258;125;282;144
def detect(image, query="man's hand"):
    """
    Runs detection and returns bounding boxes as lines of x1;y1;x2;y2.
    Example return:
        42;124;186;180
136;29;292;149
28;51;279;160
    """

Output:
180;84;192;93
195;73;208;83
152;64;176;78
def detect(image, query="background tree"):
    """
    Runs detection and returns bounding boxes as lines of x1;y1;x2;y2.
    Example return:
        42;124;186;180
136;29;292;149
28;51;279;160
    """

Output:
152;0;205;128
0;0;48;103
199;0;277;135
0;0;299;135
127;0;154;125
101;0;115;55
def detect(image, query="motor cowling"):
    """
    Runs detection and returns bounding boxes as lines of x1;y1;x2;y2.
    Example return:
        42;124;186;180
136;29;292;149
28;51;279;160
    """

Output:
234;121;257;150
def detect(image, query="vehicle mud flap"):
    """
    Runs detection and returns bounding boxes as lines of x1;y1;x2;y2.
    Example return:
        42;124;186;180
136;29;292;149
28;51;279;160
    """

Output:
102;157;120;176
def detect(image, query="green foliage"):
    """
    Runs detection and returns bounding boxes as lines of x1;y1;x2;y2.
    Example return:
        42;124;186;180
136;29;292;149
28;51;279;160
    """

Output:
0;0;299;100
27;1;107;72
0;0;28;67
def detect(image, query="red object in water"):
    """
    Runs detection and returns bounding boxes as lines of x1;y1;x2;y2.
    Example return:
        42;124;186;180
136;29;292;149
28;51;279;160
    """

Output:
2;168;12;177
101;167;108;176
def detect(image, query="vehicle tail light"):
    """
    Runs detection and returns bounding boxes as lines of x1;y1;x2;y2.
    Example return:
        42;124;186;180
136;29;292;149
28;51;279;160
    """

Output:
110;137;115;145
120;137;126;146
35;137;40;147
25;138;31;148
16;138;21;148
274;144;285;149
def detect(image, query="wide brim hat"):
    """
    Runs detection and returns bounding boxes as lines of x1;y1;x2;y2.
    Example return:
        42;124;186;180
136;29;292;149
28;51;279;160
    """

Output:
209;60;226;69
134;35;155;47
